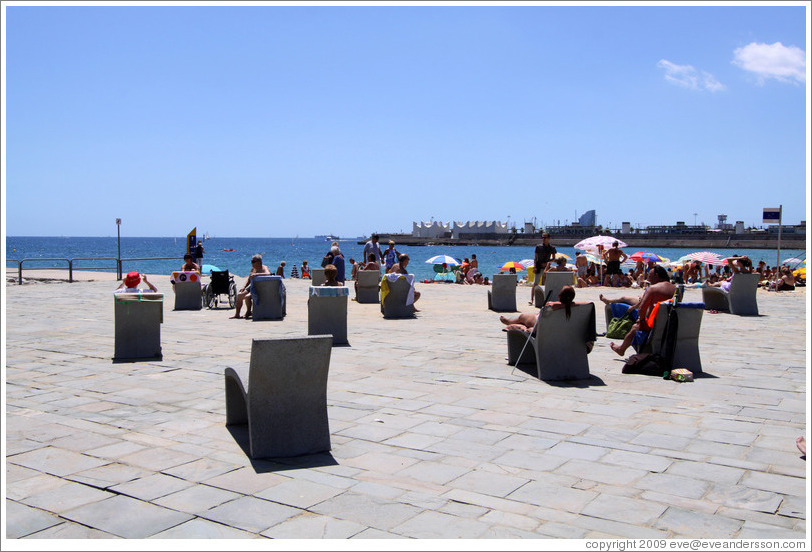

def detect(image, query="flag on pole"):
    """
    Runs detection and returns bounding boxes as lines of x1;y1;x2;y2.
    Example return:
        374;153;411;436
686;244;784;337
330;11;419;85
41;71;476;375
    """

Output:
763;208;781;224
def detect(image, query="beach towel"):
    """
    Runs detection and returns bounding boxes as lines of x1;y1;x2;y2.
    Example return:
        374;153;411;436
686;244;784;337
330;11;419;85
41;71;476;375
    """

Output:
380;273;415;306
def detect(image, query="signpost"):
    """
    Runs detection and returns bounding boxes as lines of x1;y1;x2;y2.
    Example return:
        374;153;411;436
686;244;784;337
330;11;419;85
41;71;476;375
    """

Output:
763;206;782;268
187;227;197;256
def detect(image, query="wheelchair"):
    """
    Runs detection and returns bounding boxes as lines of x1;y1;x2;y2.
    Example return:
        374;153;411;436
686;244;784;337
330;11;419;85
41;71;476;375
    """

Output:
203;270;237;309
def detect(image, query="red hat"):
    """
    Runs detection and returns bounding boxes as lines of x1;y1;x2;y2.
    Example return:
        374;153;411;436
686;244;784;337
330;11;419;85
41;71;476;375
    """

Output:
124;271;141;288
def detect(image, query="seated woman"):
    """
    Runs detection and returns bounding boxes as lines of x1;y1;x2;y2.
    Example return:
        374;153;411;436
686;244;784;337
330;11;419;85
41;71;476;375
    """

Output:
499;286;585;334
322;264;341;287
776;266;796;291
115;271;158;293
705;255;753;291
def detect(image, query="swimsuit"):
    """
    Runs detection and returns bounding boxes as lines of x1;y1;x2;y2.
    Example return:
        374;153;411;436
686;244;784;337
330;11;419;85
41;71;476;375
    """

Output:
606;260;621;275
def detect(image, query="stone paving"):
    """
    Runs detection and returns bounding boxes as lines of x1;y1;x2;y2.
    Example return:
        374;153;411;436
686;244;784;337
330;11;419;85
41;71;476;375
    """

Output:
3;271;809;542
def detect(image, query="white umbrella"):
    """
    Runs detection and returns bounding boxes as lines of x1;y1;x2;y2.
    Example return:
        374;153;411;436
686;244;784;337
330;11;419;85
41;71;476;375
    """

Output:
687;251;726;265
425;255;460;266
782;257;804;266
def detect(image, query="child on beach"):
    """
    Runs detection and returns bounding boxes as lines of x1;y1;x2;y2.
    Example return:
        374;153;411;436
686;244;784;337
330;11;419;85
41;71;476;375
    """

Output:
322;264;341;286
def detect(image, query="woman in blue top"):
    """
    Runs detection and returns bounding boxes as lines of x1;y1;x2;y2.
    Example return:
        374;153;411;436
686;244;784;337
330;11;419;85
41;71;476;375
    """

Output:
331;245;346;284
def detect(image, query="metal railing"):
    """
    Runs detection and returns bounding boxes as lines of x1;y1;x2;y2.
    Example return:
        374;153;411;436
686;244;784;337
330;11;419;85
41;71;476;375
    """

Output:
6;256;183;285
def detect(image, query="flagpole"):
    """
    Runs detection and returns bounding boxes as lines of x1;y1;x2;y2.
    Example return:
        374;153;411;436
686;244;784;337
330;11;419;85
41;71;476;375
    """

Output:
777;205;782;269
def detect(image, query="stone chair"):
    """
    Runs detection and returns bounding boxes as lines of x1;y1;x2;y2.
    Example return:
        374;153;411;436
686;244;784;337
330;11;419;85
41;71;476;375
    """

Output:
488;273;517;312
113;292;164;361
171;271;202;310
308;286;349;345
702;273;760;316
250;275;286;321
381;274;416;319
534;271;577;307
507;302;596;381
224;336;333;459
604;301;705;374
311;268;326;287
355;270;381;304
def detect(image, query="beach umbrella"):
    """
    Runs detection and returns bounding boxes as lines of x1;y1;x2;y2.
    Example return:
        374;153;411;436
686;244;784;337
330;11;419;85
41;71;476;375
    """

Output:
499;261;526;272
425;255;460;266
519;258;534;267
584;253;605;266
574;235;627;252
629;251;667;263
687;251;725;265
782;257;804;266
201;264;222;274
553;253;571;260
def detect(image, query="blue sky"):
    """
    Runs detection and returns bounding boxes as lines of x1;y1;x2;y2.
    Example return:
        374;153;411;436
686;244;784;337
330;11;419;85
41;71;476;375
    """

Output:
2;1;809;238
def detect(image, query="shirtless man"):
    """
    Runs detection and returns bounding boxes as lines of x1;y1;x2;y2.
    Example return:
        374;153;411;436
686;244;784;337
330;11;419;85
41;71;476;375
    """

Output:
602;241;628;286
600;265;675;356
231;254;270;319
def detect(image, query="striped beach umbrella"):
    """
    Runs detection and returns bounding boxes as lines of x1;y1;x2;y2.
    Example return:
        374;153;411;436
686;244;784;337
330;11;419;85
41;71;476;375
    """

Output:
629;251;667;263
499;261;526;272
687;251;725;265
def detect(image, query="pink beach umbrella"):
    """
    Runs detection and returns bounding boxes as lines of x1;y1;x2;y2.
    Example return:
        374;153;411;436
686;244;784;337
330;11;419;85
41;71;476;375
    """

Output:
687;251;725;265
573;235;628;252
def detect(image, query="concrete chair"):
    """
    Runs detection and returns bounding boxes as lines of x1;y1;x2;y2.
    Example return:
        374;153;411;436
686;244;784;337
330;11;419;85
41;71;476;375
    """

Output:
381;274;416;318
534;271;577;307
506;302;596;381
311;268;326;287
636;302;705;374
488;273;517;312
113;292;164;361
355;270;381;303
250;275;286;320
308;286;349;345
702;273;760;315
224;336;333;459
172;271;202;310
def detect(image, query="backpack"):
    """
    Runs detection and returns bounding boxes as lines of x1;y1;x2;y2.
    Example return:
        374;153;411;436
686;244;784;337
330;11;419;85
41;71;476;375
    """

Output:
606;313;635;339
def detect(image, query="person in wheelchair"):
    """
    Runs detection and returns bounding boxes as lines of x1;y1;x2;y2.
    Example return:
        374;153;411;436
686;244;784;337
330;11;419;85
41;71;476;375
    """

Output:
230;254;270;319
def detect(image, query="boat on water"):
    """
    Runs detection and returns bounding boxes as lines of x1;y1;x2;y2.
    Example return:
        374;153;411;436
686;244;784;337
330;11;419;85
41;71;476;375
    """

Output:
314;234;340;241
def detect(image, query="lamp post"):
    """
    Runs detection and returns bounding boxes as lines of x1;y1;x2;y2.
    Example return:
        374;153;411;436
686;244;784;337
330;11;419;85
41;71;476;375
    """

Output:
116;218;122;280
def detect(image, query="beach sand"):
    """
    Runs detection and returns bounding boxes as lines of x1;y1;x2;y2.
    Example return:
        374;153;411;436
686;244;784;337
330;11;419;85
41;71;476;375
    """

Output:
4;273;807;540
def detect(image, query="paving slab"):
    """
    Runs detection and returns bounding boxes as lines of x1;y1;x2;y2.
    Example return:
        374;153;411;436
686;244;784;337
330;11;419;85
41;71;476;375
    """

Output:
3;276;807;542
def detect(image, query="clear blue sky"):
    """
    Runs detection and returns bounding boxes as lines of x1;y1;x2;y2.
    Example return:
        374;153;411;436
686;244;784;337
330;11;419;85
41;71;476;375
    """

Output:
3;1;809;238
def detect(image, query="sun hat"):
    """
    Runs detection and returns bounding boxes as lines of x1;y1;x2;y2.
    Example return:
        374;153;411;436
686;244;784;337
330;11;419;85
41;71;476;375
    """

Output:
124;271;141;288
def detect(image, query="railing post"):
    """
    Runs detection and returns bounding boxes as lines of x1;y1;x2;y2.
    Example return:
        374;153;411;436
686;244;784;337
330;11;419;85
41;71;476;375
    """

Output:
69;260;74;283
18;261;23;285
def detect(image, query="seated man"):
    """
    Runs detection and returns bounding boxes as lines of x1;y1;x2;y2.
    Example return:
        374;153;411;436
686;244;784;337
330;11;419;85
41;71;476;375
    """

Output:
230;254;270;319
704;255;753;291
115;271;158;293
601;265;676;356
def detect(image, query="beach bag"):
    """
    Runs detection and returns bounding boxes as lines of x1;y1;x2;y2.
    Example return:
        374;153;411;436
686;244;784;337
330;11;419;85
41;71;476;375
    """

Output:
606;313;634;339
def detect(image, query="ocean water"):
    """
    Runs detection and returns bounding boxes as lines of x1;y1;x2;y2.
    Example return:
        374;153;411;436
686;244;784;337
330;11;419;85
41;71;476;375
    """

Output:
5;235;806;283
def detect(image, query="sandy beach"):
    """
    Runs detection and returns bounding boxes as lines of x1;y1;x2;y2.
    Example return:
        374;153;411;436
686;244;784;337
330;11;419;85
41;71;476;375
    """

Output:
4;272;808;541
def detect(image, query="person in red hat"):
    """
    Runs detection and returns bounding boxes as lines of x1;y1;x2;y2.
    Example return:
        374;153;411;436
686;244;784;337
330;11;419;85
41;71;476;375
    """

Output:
115;271;158;293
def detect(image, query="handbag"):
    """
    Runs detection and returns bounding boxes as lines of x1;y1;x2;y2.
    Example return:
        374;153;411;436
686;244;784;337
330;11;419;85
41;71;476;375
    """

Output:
606;313;634;339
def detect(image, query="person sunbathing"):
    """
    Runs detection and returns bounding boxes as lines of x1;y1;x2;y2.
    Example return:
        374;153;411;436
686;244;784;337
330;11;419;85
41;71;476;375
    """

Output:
500;286;584;333
601;266;676;356
115;271;158;293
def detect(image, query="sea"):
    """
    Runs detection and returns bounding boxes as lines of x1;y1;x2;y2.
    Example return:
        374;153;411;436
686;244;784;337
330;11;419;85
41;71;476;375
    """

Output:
5;236;806;283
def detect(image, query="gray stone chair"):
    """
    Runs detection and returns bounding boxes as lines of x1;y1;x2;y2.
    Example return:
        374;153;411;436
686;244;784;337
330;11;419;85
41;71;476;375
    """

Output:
701;273;760;315
113;292;164;361
224;336;333;459
636;303;704;374
381;274;416;318
355;270;381;303
534;271;576;307
250;276;286;320
172;271;202;310
308;287;349;345
506;302;596;381
311;268;326;287
488;273;517;312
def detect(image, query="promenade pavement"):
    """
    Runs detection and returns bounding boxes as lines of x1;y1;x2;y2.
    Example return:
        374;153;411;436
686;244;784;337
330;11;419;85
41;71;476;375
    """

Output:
3;271;809;544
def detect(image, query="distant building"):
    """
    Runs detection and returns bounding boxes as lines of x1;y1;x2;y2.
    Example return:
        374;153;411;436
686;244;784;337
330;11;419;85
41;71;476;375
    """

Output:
579;210;596;227
412;221;450;238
